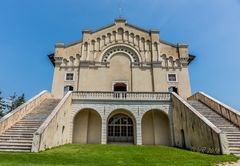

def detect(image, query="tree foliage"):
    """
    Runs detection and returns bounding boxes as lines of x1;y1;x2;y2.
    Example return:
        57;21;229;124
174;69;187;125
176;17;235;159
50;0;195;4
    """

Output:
7;93;25;113
0;91;26;118
0;91;6;117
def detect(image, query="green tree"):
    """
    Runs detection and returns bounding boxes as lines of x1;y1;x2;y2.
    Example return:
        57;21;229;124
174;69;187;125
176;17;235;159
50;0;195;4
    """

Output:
7;93;25;112
0;91;6;117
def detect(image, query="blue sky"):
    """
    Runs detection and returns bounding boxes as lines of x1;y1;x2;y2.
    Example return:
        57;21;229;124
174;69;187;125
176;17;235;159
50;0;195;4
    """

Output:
0;0;239;110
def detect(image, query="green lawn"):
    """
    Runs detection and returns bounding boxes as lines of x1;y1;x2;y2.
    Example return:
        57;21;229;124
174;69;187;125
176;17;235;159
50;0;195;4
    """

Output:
0;144;238;166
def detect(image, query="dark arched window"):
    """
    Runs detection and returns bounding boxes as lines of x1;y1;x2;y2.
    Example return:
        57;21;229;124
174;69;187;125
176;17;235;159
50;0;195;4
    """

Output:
168;86;178;94
113;83;127;92
64;85;74;95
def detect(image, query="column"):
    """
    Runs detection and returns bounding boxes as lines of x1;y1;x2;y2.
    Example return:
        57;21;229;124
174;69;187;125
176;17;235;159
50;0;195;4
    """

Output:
136;116;142;145
101;116;107;144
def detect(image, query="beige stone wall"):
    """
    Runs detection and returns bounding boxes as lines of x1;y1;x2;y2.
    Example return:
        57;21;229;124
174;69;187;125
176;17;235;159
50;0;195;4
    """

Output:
32;92;72;152
142;110;170;145
172;92;226;154
51;19;192;99
73;109;101;144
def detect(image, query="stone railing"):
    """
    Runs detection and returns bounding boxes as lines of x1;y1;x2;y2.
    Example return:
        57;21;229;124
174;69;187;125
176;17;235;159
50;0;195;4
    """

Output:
172;92;229;154
0;90;52;135
32;91;72;152
72;91;171;101
188;92;240;128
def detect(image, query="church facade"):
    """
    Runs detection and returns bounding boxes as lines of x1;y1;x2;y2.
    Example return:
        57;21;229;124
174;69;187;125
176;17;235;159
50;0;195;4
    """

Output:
0;19;239;155
49;18;193;146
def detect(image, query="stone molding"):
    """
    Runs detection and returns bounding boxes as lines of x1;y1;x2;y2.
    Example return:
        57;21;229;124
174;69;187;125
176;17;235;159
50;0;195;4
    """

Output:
100;44;141;64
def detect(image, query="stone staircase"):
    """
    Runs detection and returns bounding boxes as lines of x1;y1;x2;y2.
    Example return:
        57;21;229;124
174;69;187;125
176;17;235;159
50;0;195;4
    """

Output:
0;99;60;152
188;100;240;155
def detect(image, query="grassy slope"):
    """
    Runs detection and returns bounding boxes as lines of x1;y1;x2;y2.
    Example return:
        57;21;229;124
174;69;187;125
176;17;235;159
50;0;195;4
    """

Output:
0;144;238;166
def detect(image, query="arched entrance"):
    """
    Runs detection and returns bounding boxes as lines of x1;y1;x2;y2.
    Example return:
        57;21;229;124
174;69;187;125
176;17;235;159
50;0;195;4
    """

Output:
73;109;101;144
142;109;170;145
107;109;136;144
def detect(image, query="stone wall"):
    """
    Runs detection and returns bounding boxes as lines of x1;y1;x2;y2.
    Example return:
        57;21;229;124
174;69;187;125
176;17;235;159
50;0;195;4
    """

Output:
0;90;52;135
172;92;228;154
188;92;240;128
32;92;72;152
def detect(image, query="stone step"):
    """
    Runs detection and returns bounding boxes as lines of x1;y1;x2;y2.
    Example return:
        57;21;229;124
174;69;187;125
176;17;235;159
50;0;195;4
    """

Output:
0;140;32;143
7;128;37;131
230;151;240;154
229;147;240;151
0;142;32;147
225;132;240;137
10;126;39;129
16;121;43;124
18;120;43;122
217;126;236;128
227;139;240;142
228;143;240;146
0;148;30;152
14;124;41;127
13;125;40;128
0;134;33;138
0;137;33;141
6;128;37;131
12;124;39;127
5;128;37;132
4;132;35;135
221;130;240;132
0;145;31;150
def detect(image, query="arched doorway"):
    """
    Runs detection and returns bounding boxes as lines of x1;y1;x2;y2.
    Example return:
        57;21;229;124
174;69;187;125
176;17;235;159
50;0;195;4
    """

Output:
142;109;170;145
73;109;101;144
107;109;136;144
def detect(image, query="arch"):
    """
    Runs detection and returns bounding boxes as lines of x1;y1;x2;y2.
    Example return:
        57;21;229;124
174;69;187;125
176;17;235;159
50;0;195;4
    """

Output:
100;44;142;63
72;108;102;144
141;109;170;146
91;40;96;50
124;31;129;42
113;82;127;92
102;35;106;45
135;35;140;46
169;56;174;67
117;28;124;41
84;42;88;51
64;85;73;95
112;31;117;42
154;42;158;51
168;86;178;94
107;109;136;144
63;58;69;66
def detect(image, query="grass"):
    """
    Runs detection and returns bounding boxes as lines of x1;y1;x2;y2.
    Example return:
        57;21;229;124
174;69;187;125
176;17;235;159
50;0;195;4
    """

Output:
0;144;238;166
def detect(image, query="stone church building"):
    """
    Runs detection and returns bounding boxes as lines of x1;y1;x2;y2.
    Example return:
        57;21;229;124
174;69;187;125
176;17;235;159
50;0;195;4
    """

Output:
0;19;239;155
